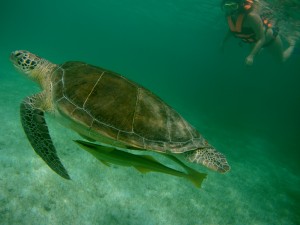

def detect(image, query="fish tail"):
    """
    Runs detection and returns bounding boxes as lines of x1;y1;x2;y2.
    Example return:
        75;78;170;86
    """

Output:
160;154;207;188
186;167;207;188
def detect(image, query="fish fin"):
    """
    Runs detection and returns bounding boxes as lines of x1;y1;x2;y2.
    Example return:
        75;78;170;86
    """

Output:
95;145;115;153
100;160;111;167
160;154;185;167
74;140;115;153
78;134;96;142
141;155;158;162
134;166;152;174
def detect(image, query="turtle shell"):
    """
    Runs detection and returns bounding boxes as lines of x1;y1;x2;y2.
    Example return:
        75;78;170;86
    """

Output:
52;62;209;153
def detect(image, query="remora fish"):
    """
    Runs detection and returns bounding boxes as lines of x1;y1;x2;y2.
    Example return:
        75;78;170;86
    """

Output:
74;140;207;188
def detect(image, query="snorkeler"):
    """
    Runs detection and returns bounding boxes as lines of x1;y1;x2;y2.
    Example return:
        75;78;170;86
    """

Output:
220;0;296;66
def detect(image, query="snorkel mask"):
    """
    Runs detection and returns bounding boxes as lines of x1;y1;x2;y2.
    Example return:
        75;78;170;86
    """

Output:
222;1;240;14
222;0;254;14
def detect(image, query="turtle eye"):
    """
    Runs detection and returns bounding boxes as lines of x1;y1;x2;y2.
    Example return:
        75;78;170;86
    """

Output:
15;52;22;57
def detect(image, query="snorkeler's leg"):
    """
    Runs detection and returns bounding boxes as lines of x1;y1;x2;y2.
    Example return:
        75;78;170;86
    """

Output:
267;36;284;62
283;38;296;62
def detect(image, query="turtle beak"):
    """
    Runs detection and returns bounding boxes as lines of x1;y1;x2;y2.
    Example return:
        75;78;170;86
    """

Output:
10;50;22;65
10;51;17;62
10;50;26;73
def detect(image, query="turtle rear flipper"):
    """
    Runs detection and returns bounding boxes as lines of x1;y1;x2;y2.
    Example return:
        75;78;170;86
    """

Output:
20;95;70;180
184;148;230;173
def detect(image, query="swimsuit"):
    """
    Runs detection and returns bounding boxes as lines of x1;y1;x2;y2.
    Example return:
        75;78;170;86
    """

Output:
227;13;279;46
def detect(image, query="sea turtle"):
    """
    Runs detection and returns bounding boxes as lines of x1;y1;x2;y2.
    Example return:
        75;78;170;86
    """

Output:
10;50;230;179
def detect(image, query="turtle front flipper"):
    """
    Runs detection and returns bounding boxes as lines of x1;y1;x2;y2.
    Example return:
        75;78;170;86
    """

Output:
20;95;70;179
184;147;230;173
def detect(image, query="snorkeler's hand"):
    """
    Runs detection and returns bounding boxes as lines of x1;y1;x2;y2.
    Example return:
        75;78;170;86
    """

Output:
245;55;254;66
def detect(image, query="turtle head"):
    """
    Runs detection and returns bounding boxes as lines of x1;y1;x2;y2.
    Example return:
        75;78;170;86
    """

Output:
10;50;42;75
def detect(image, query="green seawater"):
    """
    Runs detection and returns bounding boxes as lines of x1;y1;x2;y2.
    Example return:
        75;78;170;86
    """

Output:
0;0;299;224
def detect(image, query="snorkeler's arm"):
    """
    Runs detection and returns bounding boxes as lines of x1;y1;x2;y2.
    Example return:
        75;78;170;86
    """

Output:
245;13;265;65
